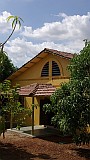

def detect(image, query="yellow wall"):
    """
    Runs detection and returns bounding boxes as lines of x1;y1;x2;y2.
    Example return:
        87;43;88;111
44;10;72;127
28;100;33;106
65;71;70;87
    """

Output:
11;53;71;87
24;96;40;126
10;51;71;126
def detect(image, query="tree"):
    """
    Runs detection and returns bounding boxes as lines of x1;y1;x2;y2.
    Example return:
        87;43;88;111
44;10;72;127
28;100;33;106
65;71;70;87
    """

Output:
0;16;27;138
0;15;23;81
0;80;31;138
44;43;90;145
0;50;17;82
0;15;23;52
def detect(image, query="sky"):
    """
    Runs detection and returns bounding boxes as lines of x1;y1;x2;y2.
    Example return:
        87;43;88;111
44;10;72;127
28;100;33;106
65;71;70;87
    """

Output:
0;0;90;67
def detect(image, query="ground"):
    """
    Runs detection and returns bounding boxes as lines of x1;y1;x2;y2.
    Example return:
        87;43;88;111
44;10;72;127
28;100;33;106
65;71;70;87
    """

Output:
0;130;90;160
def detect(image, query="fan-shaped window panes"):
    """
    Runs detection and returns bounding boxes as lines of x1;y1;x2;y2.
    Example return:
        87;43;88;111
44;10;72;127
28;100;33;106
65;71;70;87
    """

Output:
52;61;60;76
41;62;49;77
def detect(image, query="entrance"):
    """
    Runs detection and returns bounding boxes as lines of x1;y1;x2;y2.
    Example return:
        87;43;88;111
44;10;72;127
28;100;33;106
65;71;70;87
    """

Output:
40;98;53;125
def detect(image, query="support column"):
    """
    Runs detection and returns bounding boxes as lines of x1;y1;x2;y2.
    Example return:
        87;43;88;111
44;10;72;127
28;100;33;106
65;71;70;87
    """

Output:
32;96;34;135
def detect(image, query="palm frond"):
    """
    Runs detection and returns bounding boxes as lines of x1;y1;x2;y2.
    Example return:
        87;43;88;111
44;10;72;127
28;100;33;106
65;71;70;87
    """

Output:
12;19;16;28
19;17;24;23
7;16;14;22
18;21;21;28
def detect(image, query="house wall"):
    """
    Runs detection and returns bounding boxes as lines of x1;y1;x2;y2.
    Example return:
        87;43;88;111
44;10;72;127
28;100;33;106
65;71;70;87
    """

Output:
10;52;71;126
24;96;40;126
11;53;71;87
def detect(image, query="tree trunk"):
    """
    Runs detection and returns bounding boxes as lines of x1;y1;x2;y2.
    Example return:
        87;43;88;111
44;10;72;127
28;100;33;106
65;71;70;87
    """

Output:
10;109;13;129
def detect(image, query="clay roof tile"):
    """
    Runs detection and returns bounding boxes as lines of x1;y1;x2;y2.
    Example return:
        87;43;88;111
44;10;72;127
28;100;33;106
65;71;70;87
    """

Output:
19;83;56;96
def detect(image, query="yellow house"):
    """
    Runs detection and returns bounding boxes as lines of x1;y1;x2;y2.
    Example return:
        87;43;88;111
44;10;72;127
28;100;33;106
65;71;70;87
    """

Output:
8;48;73;127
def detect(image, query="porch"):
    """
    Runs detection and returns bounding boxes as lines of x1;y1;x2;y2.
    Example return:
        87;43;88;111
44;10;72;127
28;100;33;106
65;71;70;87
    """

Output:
19;83;56;135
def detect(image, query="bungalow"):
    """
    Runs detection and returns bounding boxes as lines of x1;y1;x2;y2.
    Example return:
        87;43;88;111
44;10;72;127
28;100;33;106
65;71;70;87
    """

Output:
8;48;73;127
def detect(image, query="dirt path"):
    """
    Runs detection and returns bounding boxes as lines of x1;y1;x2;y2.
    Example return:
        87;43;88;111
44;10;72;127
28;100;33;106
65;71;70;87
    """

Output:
0;130;90;160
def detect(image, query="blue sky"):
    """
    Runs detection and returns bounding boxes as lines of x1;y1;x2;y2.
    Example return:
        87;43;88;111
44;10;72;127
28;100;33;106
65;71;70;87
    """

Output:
0;0;90;67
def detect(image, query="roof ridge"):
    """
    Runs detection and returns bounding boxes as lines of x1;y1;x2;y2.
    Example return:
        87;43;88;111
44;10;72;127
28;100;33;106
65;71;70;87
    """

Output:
44;48;73;54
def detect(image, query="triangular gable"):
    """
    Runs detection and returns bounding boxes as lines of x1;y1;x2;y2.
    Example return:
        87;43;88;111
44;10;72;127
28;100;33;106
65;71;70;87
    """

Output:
7;48;74;80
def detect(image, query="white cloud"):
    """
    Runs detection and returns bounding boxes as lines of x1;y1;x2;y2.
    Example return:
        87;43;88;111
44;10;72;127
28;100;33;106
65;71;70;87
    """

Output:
22;12;90;41
0;11;11;33
5;37;84;68
1;11;89;68
54;12;67;18
0;11;22;34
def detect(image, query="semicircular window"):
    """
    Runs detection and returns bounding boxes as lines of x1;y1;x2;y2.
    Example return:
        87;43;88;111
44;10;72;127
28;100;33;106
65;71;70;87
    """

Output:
41;62;49;77
52;61;60;76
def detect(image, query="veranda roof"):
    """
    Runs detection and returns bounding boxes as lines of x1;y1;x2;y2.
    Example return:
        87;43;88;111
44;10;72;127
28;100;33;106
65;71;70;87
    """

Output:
19;83;56;96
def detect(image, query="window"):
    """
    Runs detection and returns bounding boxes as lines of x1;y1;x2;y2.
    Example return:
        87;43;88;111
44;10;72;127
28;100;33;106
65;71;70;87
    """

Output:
41;62;49;77
52;61;60;76
41;61;60;77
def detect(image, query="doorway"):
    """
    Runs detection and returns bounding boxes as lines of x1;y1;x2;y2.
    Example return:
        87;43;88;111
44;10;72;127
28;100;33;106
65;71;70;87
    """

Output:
40;98;53;126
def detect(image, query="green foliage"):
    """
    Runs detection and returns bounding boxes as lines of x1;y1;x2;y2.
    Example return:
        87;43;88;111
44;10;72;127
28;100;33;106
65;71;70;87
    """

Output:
68;43;90;80
44;43;90;145
7;15;24;29
0;116;5;137
0;50;17;82
0;80;31;137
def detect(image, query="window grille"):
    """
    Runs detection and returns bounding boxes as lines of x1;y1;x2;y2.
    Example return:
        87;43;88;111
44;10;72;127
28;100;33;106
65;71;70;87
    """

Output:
41;62;49;77
52;61;60;76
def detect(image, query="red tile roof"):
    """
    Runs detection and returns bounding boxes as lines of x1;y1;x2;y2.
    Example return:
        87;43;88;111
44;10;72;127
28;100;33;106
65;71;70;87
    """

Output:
35;84;56;96
44;48;74;59
19;83;56;96
19;83;37;96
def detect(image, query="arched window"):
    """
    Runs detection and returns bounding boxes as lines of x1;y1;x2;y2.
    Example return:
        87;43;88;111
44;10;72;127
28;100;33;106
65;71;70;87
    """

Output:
52;61;60;76
41;62;49;77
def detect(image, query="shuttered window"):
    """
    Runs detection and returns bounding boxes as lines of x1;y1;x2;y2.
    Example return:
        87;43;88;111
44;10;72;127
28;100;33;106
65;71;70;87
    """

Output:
41;62;49;77
52;61;60;76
